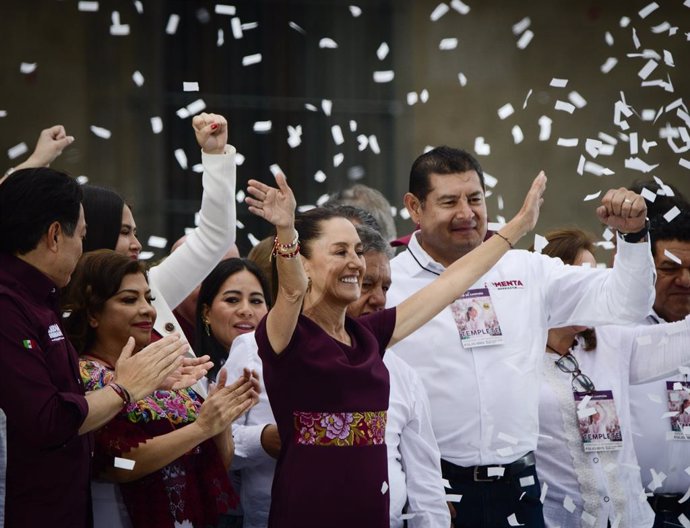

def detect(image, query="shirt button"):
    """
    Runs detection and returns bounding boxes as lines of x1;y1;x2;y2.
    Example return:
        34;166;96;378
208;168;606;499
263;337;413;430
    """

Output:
164;322;175;332
592;457;599;463
603;496;610;502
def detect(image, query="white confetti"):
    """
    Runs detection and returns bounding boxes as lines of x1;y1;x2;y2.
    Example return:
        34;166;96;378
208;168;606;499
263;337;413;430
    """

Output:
519;476;535;487
242;53;262;66
522;89;533;109
20;62;37;74
584;191;601;202
620;16;630;28
314;170;327;183
557;138;579;147
474;137;490;156
640;187;657;202
664;249;682;265
663;50;675;67
603;228;614;242
439;38;458;50
407;92;418;105
7;142;28;160
319;38;338;49
373;70;395;83
381;481;388;494
133;1;143;14
150;116;163;134
458;72;468;86
76;175;89;185
174;148;188;169
183;81;199;92
214;4;236;15
624;157;658;173
450;0;470;14
349;5;362;17
114;457;135;470
185;99;206;115
331;125;344;146
109;11;130;35
679;158;690;170
217;29;224;46
498;103;514;120
511;125;524;144
605;31;614;46
420;89;429;103
289;21;306;35
512;17;530;35
507;513;524;526
0;110;6;118
663;206;681;222
147;235;167;249
369;135;381;154
166;13;180;34
568;91;587;109
680;514;690;528
176;108;190;119
349;120;357;132
578;406;597;419
550;78;568;88
132;70;144;87
253;121;272;133
487;466;505;477
231;17;243;39
430;3;450;21
78;1;99;12
287;125;302;148
577;155;586;175
601;57;618;74
555;100;576;114
638;60;658;80
538;116;552;141
333;153;344;167
563;495;576;513
321;99;332;116
632;28;641;50
516;30;533;49
638;2;659;19
533;234;548;254
376;42;389;60
581;511;596;526
235;152;245;165
90;126;112;139
446;494;462;502
540;482;549;504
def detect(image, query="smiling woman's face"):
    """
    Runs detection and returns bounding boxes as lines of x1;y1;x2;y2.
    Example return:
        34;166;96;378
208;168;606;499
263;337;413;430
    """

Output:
203;269;268;350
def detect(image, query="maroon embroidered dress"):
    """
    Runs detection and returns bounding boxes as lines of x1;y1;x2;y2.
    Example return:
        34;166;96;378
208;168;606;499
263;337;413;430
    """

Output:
255;308;396;528
80;359;237;527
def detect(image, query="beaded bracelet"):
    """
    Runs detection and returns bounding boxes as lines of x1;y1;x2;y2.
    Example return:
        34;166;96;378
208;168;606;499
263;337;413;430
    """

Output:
275;243;301;259
494;232;514;249
109;382;132;405
274;231;299;251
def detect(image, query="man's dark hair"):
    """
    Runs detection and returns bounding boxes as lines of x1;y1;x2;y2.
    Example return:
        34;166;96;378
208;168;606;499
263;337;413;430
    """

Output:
81;185;125;252
0;168;82;255
409;146;485;202
649;209;690;257
630;179;689;218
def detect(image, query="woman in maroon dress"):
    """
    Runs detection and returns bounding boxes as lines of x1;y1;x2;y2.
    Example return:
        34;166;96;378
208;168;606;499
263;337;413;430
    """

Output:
245;172;546;528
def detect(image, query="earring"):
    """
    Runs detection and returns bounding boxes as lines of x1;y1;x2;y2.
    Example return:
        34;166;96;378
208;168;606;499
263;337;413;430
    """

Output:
203;318;211;336
306;277;312;293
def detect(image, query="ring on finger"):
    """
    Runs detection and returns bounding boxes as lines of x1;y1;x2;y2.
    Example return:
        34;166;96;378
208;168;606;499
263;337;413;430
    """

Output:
623;198;633;204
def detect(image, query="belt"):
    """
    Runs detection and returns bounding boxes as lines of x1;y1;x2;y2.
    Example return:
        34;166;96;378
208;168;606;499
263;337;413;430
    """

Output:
647;493;689;514
441;452;536;483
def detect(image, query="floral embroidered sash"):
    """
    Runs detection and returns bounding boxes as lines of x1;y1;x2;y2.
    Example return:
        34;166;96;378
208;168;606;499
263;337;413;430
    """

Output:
294;411;387;447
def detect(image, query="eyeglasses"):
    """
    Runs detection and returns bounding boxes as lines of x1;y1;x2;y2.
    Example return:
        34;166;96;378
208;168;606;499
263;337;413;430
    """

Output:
555;353;596;393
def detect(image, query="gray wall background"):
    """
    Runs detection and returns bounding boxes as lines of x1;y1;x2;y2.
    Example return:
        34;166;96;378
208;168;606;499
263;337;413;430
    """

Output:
1;0;688;257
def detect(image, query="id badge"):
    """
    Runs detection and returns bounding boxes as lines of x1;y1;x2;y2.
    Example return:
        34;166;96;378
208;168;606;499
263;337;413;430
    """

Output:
666;381;690;440
450;287;504;348
574;390;623;452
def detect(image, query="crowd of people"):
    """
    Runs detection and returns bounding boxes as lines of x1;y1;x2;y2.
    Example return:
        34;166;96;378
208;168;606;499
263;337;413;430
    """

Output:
0;114;688;528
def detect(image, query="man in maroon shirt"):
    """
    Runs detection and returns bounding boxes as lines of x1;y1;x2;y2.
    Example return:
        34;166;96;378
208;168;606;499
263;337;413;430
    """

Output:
0;168;189;527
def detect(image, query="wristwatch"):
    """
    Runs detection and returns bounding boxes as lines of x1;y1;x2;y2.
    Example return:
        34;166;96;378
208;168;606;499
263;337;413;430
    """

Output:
619;219;649;243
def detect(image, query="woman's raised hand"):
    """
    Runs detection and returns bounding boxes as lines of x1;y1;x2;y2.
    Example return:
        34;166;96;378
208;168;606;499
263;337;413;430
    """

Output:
192;112;228;155
159;354;214;391
246;173;296;229
513;171;547;236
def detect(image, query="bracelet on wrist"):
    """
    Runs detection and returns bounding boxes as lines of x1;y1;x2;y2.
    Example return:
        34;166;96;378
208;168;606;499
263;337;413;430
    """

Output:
494;232;514;249
272;230;300;259
618;219;649;243
109;382;132;406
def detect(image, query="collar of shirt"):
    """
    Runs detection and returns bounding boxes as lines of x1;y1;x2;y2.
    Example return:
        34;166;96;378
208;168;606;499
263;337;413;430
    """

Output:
406;231;447;276
0;253;61;311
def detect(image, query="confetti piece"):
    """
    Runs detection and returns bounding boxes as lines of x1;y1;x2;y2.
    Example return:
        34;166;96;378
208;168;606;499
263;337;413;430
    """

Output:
568;91;587;109
289;21;306;35
519;476;535;487
166;14;180;34
450;0;470;14
333;153;344;167
584;191;601;201
663;50;675;67
90;126;111;139
578;394;592;409
331;125;344;146
557;138;578;147
638;2;659;18
620;16;630;27
598;132;617;145
602;228;614;241
231;17;243;39
78;1;99;12
217;29;224;46
319;38;338;49
376;42;389;60
147;235;167;249
577;155;586;175
287;125;302;148
174;149;188;169
601;57;618;74
533;234;548;253
487;466;505;477
640;187;656;202
430;3;450;21
674;382;685;391
439;38;458;50
253;121;272;133
7;142;28;160
680;158;690;170
349;120;357;132
132;70;144;87
516;30;533;49
314;170;326;183
357;135;369;151
498;103;514;120
538;116;552;141
458;72;468;86
186;99;206;115
605;31;614;46
624;157;658;173
420;89;429;103
680;514;690;528
581;511;596;526
511;125;524;144
664;249;682;265
512;16;530;35
446;493;463;502
349;5;362;17
507;513;524;526
215;4;236;15
540;482;548;504
242;53;262;66
369;135;381;154
373;70;394;83
664;206;680;222
183;81;199;92
555;100;575;114
522;89;533;109
20;62;37;74
652;21;671;34
381;481;388;494
150;116;163;134
474;137;490;156
563;496;576;513
114;457;135;470
632;28;641;50
550;78;568;88
0;110;6;118
407;92;418;105
133;1;143;14
638;60;658;80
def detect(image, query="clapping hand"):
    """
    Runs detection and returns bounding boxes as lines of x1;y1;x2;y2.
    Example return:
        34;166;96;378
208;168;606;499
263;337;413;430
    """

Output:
192;112;227;155
246;173;297;229
159;354;214;391
596;188;647;234
514;171;547;235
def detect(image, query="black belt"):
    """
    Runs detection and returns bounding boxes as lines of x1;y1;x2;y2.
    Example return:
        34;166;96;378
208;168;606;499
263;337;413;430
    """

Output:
647;493;689;514
441;452;536;483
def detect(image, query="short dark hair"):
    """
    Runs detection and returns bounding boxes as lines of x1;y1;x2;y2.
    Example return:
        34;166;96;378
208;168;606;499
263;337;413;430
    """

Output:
195;258;272;380
630;179;689;219
325;184;397;241
62;250;147;354
0;168;83;255
649;209;690;257
409;146;485;202
355;225;393;259
81;185;126;252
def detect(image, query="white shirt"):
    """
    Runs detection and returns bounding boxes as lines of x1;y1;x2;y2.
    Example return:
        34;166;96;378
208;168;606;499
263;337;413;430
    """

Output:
536;317;690;527
387;232;655;466
630;313;690;494
223;333;451;528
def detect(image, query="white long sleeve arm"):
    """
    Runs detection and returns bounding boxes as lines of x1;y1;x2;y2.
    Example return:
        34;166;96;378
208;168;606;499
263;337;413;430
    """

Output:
628;316;690;384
